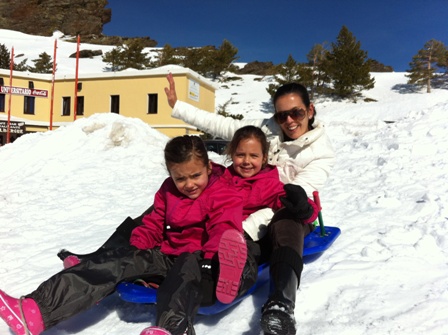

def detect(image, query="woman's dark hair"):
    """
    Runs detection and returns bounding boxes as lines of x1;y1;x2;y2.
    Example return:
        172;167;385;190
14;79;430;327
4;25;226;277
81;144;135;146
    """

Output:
164;135;209;171
273;82;316;130
225;125;269;168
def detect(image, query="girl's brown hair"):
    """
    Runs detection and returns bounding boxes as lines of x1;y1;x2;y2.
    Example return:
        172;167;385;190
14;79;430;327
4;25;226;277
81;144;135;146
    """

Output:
164;135;209;171
225;125;269;168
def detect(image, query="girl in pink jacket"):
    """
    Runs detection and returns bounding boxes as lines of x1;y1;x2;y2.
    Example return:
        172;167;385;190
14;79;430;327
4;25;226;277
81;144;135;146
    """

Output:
224;127;319;335
0;135;255;335
223;125;318;230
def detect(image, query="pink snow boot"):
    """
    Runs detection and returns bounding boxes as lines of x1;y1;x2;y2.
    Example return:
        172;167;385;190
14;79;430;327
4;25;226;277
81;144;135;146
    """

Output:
216;229;247;304
140;326;172;335
0;290;44;335
63;255;81;269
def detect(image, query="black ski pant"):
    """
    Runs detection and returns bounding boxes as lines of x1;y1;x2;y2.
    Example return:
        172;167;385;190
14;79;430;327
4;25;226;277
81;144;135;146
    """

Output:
31;244;258;333
257;208;314;265
29;246;181;329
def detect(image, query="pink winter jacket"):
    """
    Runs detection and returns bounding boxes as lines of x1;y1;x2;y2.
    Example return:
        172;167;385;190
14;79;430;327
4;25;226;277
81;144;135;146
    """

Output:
130;163;243;259
224;164;285;220
224;164;318;224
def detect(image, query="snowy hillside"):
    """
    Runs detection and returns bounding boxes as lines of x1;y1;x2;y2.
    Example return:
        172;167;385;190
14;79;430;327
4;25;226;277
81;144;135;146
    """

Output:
1;29;448;335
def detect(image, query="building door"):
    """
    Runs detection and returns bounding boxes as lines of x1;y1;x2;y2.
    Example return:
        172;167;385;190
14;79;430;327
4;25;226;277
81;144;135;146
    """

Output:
111;95;120;114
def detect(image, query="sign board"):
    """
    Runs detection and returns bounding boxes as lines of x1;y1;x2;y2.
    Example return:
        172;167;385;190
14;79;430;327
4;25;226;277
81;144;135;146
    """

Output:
188;79;200;102
0;121;25;134
0;85;48;98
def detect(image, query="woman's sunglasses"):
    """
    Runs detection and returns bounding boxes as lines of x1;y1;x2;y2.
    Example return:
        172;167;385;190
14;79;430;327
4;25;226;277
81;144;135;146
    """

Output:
273;108;306;124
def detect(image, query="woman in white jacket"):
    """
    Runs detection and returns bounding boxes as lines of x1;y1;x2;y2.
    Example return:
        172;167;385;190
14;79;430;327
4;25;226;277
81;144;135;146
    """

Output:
166;74;334;241
164;74;335;335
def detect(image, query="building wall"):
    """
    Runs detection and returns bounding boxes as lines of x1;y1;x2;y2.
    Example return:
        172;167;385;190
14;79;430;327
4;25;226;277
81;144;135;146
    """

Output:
0;66;216;140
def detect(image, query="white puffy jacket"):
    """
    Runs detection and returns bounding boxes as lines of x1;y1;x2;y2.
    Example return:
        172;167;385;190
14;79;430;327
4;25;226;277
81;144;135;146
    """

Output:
172;100;335;240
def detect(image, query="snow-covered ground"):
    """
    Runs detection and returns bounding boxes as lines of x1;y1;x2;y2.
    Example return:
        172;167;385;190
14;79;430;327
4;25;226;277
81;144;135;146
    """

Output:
1;29;448;335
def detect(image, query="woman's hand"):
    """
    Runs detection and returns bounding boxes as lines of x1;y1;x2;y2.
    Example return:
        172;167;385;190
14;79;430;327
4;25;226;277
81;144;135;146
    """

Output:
280;184;313;220
164;72;177;108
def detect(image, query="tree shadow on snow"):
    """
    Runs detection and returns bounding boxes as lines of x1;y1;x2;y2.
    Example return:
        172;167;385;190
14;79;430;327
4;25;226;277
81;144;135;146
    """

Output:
391;83;422;94
392;77;448;94
432;76;448;90
260;101;274;116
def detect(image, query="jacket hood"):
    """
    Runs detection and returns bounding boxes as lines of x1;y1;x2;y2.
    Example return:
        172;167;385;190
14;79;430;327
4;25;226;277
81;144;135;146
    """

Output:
208;161;226;186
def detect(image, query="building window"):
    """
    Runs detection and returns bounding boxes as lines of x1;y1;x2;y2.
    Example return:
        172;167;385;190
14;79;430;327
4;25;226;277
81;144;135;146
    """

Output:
62;97;71;116
0;94;5;112
76;96;84;116
111;95;119;114
148;94;158;114
24;96;35;114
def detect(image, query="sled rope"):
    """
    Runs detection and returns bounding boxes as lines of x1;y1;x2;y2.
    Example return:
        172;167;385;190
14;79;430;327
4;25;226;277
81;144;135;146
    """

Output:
133;279;159;289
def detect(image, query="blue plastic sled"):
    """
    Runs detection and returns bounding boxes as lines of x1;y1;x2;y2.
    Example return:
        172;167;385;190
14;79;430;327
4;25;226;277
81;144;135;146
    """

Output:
116;225;341;315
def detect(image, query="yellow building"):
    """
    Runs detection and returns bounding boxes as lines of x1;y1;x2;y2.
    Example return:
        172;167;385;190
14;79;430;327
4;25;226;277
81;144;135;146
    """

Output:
0;65;217;145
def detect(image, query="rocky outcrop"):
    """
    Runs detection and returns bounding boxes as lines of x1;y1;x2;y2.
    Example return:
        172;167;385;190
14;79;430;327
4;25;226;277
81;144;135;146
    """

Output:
0;0;111;36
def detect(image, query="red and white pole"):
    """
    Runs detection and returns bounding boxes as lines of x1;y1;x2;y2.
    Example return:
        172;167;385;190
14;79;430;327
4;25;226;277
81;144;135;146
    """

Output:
6;47;14;144
74;35;80;121
49;39;57;130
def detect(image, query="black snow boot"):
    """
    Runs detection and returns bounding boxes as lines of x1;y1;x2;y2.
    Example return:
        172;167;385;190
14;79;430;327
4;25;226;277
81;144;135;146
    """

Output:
57;216;139;262
260;247;303;335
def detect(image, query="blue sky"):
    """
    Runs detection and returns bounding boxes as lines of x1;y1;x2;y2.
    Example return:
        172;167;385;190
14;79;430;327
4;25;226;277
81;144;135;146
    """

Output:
103;0;447;72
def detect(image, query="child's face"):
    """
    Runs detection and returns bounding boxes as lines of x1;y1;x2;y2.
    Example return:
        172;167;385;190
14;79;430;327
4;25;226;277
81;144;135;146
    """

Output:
231;137;267;178
169;158;212;199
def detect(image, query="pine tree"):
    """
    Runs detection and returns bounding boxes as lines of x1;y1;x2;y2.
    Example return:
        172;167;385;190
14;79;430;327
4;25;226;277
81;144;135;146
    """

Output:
326;26;375;99
0;44;29;71
14;59;29;71
266;55;312;97
182;46;215;76
209;39;239;79
29;52;53;73
307;43;331;98
176;40;238;79
0;43;10;69
102;39;150;71
102;47;123;71
406;39;447;93
444;48;448;69
121;39;150;70
280;55;301;83
156;44;180;67
267;55;298;96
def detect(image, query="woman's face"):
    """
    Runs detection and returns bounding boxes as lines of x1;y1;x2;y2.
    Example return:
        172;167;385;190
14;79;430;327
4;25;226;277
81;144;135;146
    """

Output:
274;93;314;140
232;137;267;178
169;158;212;199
